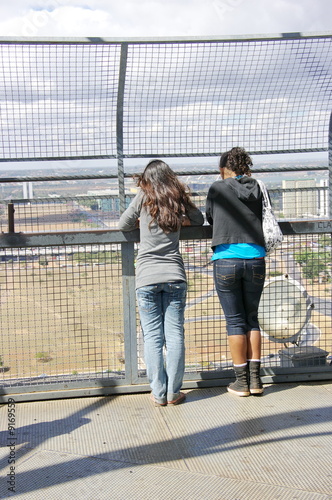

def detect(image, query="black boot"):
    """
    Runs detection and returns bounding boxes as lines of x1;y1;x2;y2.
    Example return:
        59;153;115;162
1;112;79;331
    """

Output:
248;361;264;395
227;365;250;397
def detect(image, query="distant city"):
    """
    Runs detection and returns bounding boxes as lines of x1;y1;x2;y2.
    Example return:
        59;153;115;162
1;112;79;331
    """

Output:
0;158;329;203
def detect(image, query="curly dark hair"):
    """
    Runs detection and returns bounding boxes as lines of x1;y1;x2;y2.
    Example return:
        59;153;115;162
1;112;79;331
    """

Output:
135;159;196;233
219;147;253;177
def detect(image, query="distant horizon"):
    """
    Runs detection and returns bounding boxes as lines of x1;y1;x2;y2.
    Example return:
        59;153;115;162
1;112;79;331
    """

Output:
0;151;328;172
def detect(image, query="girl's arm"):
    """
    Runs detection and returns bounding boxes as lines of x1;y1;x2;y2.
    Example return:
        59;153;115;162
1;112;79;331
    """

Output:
118;191;143;231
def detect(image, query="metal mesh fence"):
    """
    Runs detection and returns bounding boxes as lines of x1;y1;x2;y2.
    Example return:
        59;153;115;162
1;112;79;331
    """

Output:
260;233;332;368
0;42;120;160
183;238;226;372
135;234;331;376
169;235;331;373
124;38;332;156
0;228;331;393
0;243;125;386
0;34;331;398
0;35;332;162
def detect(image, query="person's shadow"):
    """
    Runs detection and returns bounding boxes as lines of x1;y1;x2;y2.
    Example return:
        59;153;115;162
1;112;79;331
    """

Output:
0;396;112;472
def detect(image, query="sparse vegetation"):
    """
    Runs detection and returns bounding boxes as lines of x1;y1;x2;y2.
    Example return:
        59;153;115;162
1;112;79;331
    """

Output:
319;234;332;248
269;271;283;277
294;249;330;281
35;352;52;363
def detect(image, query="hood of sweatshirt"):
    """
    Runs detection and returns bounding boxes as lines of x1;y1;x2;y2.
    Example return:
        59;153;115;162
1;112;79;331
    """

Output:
224;175;261;202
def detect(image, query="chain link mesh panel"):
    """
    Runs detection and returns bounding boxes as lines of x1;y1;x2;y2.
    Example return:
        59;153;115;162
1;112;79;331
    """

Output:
124;38;332;156
1;35;332;161
181;233;331;372
0;230;331;392
134;233;331;375
0;244;125;386
0;43;120;160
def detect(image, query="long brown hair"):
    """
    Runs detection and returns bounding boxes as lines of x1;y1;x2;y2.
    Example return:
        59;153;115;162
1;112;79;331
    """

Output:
136;159;196;232
219;147;253;176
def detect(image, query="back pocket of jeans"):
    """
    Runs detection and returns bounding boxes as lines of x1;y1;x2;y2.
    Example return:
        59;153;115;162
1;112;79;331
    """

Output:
252;264;265;285
215;264;236;286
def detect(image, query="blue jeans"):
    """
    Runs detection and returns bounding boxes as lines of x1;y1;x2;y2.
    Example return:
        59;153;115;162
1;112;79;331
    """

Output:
213;258;265;336
136;281;187;404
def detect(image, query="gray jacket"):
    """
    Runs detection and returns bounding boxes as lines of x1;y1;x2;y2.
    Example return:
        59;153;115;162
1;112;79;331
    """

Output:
118;189;204;289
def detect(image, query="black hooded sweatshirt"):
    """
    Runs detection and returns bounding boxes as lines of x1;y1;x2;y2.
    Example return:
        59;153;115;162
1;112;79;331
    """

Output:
206;175;265;250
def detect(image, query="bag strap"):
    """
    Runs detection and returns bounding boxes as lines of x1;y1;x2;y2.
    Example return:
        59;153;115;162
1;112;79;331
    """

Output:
257;179;271;209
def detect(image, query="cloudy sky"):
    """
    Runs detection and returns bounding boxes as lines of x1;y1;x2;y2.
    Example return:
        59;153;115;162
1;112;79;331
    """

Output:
1;0;331;170
0;0;331;39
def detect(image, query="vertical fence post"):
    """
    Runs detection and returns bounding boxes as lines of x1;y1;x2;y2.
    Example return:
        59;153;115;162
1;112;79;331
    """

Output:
8;203;15;233
117;42;128;214
121;240;139;384
329;111;332;218
117;43;139;384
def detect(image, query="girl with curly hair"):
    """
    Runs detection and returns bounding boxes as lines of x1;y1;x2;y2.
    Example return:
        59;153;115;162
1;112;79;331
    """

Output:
206;147;267;397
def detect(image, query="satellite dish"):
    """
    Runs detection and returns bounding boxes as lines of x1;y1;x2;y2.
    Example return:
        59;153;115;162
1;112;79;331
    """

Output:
258;275;313;343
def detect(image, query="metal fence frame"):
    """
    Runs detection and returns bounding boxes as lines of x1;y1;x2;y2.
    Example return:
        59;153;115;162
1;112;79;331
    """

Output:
0;220;331;403
0;34;331;401
1;33;332;212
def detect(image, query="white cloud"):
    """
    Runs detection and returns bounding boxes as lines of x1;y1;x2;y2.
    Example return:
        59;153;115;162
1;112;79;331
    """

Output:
214;0;332;36
0;0;331;38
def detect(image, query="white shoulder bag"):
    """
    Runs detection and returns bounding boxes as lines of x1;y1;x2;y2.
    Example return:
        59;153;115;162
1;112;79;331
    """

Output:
257;179;283;254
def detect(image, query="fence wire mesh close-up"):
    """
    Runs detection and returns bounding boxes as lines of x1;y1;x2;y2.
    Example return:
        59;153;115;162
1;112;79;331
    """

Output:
0;230;331;392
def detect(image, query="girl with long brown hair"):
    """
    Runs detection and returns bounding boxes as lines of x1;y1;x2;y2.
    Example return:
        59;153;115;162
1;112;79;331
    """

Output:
119;160;204;406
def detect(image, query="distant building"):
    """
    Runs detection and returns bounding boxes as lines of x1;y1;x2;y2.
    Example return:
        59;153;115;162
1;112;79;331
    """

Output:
318;179;329;217
22;182;34;199
282;179;318;218
86;189;135;212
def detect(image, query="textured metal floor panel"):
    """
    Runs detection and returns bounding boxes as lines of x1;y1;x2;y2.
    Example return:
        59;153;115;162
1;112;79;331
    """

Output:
1;450;330;500
1;382;331;499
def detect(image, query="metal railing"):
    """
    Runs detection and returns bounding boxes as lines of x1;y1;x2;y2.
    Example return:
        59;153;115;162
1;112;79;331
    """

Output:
0;214;331;402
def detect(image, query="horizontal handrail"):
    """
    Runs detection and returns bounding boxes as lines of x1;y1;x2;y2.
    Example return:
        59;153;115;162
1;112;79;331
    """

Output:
0;220;331;248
